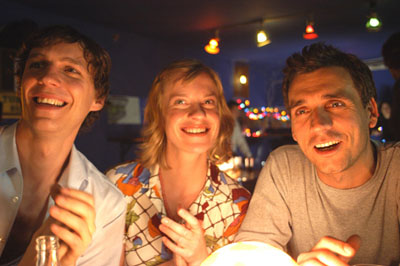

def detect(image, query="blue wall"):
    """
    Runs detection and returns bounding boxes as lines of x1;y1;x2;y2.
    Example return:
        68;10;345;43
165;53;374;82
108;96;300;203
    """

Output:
1;0;396;172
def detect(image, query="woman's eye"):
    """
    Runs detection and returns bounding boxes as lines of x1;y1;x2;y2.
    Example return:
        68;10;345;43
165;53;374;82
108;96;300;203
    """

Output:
175;99;185;105
204;99;215;105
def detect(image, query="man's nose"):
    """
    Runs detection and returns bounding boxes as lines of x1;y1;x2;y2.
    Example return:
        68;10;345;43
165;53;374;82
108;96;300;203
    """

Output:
310;107;332;129
38;65;61;86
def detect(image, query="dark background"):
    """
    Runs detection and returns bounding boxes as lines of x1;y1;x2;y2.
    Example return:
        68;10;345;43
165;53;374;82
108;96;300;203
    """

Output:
0;0;398;172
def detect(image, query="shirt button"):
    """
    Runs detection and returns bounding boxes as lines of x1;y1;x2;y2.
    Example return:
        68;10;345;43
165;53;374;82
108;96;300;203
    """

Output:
12;196;19;203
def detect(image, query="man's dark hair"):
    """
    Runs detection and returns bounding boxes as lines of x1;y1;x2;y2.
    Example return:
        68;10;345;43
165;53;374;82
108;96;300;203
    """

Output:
282;42;377;111
382;32;400;69
15;25;111;131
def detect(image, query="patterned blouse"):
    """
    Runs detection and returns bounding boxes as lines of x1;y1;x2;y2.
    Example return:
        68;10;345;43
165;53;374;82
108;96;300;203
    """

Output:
106;161;251;266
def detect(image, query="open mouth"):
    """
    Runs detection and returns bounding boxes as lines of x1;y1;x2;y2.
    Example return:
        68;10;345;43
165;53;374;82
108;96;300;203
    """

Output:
34;97;66;107
182;127;208;134
314;140;340;151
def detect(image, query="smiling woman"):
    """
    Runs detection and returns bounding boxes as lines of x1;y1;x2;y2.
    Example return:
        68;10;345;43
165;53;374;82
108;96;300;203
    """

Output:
106;59;251;266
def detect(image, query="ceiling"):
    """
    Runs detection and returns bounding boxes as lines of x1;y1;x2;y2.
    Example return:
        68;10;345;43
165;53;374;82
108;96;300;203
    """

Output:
4;0;400;63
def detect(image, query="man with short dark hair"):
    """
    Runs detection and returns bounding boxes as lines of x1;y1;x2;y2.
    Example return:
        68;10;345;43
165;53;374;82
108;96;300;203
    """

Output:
382;31;400;142
235;43;400;265
0;25;125;266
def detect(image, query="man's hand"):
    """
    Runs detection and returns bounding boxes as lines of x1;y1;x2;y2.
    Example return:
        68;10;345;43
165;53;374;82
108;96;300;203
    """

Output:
159;208;208;266
297;235;360;266
19;186;96;266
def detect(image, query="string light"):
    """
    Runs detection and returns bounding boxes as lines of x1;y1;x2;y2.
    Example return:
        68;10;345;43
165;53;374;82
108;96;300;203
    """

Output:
236;98;290;122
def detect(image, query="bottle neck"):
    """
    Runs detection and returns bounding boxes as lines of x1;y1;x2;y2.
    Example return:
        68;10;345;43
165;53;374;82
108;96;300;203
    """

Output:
35;235;60;266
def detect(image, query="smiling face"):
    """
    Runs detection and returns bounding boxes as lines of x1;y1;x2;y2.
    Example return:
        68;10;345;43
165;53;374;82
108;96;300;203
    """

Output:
289;67;378;181
163;73;220;158
20;42;104;136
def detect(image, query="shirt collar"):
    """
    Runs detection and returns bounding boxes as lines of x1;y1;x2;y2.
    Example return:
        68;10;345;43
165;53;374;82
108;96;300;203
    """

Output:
0;122;22;175
58;145;89;191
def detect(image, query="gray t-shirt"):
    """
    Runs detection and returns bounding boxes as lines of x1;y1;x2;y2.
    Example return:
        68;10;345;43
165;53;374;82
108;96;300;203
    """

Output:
235;143;400;265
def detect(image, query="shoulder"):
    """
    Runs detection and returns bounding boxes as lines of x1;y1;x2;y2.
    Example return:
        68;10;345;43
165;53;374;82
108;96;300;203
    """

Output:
105;161;153;197
75;150;126;224
262;144;309;172
208;163;251;202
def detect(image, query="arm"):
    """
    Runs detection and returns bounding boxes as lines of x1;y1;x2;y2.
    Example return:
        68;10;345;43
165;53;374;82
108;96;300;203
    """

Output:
234;153;292;249
297;235;360;266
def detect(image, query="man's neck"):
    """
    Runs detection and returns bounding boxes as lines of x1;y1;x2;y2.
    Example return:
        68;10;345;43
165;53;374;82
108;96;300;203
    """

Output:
15;121;76;187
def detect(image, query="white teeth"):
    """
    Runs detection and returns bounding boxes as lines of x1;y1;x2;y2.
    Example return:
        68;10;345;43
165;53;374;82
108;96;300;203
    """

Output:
36;97;65;106
184;128;206;133
315;141;340;148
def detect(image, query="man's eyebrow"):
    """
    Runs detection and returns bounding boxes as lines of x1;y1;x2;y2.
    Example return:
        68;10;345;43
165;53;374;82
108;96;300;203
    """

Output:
288;99;304;110
289;92;350;110
27;53;86;67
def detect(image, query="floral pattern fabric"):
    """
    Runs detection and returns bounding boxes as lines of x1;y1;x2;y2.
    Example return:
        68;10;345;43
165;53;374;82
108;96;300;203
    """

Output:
106;162;251;266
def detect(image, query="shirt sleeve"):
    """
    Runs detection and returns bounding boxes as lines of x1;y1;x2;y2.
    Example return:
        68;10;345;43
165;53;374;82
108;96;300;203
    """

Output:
234;150;292;251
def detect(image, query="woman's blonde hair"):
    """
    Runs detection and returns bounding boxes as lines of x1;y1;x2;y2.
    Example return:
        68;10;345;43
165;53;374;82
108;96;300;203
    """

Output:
138;59;233;169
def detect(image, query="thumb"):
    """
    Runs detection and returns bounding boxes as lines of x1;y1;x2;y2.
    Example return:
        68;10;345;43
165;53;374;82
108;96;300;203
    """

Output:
339;234;361;263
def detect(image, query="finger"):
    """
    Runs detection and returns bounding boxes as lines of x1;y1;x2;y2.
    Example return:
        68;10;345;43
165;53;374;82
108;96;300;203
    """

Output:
297;250;349;266
174;253;187;266
162;236;186;256
338;235;360;263
49;205;92;245
53;192;96;235
297;257;326;266
177;209;203;233
159;222;189;247
160;217;191;239
51;223;86;258
312;236;355;258
60;188;95;207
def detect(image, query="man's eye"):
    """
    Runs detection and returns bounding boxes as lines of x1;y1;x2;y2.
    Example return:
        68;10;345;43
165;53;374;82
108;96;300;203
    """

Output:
295;109;307;115
65;66;80;74
28;61;45;69
329;102;344;108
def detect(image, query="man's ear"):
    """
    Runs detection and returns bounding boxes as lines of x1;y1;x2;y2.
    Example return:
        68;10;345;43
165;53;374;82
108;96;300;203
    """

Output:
90;96;105;112
367;98;379;129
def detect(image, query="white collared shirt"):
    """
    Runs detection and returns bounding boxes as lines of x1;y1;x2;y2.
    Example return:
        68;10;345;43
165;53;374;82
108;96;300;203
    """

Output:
0;122;126;265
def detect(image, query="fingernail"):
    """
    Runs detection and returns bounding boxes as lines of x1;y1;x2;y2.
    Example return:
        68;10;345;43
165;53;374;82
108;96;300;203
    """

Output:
161;217;169;224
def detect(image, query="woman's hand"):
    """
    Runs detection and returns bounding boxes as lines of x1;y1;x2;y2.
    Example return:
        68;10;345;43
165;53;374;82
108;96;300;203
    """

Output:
159;208;208;266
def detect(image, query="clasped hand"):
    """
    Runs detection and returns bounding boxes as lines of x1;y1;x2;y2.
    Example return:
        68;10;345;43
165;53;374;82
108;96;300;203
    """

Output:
159;208;208;266
19;186;96;266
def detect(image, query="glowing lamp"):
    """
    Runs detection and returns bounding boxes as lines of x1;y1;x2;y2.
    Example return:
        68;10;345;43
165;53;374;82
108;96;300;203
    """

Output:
303;23;318;40
366;12;382;31
201;241;298;266
239;74;248;85
205;38;220;54
256;29;271;47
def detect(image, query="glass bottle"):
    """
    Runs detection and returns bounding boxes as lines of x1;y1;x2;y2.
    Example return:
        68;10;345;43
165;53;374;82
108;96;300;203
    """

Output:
35;235;60;266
